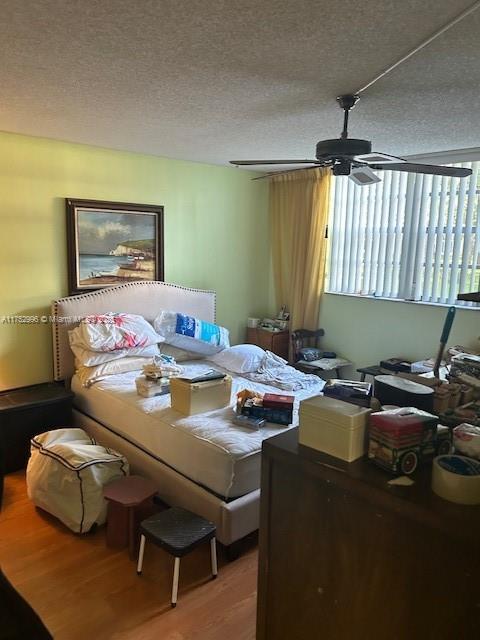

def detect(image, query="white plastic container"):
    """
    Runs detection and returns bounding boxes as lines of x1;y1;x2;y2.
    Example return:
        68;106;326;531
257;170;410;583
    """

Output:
170;376;232;415
299;395;371;462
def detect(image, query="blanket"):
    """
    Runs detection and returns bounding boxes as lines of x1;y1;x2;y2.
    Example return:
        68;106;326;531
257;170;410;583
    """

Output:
243;351;325;392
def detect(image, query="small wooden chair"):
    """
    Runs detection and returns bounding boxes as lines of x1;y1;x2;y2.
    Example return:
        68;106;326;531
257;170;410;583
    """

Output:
291;329;325;365
291;328;351;379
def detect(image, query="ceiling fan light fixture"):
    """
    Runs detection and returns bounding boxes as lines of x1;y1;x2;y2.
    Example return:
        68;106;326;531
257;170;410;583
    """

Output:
332;159;352;176
355;152;405;164
349;166;382;186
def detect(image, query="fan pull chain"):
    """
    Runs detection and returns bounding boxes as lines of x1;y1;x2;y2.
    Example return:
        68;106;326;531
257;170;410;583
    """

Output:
355;0;480;95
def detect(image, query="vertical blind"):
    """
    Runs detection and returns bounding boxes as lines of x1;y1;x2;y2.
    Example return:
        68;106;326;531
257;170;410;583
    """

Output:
327;162;480;305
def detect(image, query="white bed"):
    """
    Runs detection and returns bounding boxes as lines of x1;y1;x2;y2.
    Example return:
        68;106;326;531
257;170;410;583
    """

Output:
52;281;322;547
71;362;317;500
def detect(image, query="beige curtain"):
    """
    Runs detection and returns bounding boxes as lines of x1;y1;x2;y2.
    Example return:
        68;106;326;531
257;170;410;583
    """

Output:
269;167;331;332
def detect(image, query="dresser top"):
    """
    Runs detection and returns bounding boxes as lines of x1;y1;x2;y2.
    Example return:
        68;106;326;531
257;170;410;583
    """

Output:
264;428;480;543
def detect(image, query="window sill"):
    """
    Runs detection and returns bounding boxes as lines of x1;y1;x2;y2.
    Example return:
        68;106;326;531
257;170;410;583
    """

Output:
324;291;480;311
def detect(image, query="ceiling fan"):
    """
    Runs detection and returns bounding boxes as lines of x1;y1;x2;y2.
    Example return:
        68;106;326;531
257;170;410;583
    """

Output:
229;94;472;184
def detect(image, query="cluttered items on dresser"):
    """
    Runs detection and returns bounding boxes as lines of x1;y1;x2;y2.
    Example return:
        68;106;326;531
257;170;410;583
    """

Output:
236;389;294;427
323;379;372;407
367;407;451;475
431;454;480;505
374;375;435;412
369;348;479;424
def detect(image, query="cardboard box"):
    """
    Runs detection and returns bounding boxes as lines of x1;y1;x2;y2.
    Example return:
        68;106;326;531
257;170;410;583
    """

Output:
170;376;232;416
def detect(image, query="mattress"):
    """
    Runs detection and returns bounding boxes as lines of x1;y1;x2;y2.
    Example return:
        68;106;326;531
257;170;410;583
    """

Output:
72;361;322;499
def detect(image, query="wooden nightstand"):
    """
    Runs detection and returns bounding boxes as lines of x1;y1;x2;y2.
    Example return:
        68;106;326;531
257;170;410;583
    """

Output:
246;327;289;360
0;383;74;474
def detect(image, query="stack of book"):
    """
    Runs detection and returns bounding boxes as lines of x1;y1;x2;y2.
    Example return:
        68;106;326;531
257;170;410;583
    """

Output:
241;393;294;426
135;376;170;398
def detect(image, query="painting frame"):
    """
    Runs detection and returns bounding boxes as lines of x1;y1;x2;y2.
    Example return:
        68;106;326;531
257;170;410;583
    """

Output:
66;198;164;296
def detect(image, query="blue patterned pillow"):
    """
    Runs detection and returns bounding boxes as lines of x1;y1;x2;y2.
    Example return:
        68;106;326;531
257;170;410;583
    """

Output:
154;311;230;355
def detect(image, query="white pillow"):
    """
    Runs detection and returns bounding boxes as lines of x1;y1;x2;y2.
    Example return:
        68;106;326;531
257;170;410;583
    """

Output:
70;313;164;352
154;311;229;355
209;344;265;374
160;344;204;362
75;356;153;387
70;342;160;367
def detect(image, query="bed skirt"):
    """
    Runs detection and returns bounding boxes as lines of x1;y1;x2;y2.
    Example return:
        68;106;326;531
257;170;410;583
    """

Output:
73;409;260;545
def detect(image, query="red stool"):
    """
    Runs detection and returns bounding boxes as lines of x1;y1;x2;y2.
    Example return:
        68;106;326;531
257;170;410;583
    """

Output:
103;475;157;558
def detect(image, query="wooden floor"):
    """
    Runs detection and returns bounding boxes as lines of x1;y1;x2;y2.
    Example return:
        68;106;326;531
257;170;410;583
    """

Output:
0;472;258;640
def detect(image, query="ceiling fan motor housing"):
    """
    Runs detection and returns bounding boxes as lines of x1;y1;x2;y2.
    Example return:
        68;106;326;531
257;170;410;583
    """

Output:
316;138;372;160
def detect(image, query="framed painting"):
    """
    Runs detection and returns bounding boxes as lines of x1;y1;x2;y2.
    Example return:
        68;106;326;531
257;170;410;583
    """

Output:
66;198;164;295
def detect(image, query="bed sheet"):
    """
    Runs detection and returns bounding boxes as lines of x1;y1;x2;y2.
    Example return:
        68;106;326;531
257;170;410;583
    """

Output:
72;361;322;499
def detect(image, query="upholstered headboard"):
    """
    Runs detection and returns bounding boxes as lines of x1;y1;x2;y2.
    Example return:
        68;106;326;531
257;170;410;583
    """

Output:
51;281;216;381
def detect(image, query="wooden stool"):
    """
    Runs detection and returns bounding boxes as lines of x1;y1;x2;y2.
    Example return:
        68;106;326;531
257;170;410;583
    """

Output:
136;507;217;607
103;475;157;558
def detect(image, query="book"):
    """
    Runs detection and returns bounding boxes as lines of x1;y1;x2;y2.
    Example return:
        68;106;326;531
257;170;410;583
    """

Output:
242;404;293;426
263;393;294;410
178;369;226;384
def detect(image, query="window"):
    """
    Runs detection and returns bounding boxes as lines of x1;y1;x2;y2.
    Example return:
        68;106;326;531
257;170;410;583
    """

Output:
327;159;480;306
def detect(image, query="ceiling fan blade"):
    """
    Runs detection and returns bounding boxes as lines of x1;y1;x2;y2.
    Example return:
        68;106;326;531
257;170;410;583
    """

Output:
372;162;472;178
251;165;327;180
355;152;406;164
230;159;320;166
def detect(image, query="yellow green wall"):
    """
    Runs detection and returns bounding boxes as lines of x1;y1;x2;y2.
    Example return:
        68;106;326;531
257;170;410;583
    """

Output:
319;293;479;376
0;131;270;390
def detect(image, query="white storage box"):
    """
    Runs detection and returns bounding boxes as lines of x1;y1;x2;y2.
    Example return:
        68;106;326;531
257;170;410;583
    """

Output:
299;395;371;462
170;375;232;416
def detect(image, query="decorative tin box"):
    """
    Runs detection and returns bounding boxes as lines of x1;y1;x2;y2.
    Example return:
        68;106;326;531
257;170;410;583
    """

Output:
368;408;451;475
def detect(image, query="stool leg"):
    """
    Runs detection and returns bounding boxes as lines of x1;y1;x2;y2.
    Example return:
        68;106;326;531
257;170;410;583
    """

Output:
137;535;146;575
171;557;180;608
128;506;137;560
210;537;218;579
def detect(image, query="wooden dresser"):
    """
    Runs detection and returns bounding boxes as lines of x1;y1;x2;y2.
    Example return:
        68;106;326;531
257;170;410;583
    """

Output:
257;428;480;640
246;327;289;360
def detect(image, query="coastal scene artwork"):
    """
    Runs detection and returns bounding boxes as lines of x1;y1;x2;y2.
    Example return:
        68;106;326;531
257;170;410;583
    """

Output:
66;199;164;295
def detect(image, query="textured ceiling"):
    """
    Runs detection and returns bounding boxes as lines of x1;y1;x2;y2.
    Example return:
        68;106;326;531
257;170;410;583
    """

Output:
0;0;479;165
